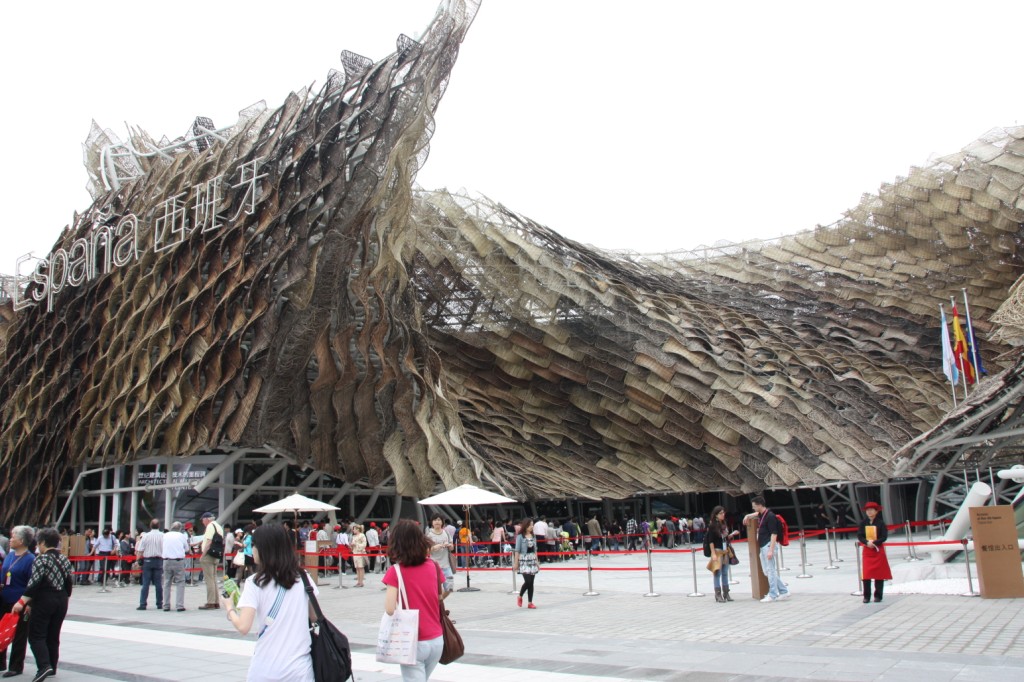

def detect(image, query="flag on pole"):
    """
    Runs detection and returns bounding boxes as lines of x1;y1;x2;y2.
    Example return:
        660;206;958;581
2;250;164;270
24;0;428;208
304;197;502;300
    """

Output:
951;304;975;385
961;290;987;380
964;318;986;378
940;306;959;386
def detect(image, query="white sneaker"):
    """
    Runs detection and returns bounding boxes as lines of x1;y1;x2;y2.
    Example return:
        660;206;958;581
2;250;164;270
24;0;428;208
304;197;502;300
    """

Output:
777;593;791;601
760;595;776;603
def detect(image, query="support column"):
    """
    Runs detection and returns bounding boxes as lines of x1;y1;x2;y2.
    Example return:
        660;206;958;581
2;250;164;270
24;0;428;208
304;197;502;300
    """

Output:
98;470;108;532
789;489;804;531
164;472;174;528
129;465;139;534
356;489;382;523
112;468;123;532
391;493;403;527
217;461;288;524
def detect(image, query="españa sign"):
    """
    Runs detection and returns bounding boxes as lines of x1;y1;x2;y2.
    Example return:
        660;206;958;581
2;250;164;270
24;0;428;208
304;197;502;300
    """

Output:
13;157;266;313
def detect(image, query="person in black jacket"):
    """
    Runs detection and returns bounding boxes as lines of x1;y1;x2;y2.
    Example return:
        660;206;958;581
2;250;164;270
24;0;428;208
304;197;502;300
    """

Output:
705;506;739;602
12;527;74;682
858;501;892;603
743;496;790;602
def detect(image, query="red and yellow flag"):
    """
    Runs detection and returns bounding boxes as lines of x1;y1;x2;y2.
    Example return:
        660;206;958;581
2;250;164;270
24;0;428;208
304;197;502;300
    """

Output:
951;304;975;385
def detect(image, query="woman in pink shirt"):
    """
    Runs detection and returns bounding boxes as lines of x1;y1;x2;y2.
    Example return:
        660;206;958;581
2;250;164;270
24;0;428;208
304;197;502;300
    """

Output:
382;520;444;680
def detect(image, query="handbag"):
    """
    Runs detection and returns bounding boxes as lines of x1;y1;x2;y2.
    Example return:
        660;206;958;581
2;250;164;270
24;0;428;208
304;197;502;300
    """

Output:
434;563;464;664
439;603;464;664
706;555;721;572
300;571;353;681
232;551;246;567
728;545;739;566
0;611;19;650
376;565;419;665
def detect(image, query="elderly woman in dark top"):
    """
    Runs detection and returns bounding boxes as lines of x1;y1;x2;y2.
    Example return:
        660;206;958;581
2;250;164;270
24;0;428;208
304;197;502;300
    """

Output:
12;527;74;682
1;525;36;677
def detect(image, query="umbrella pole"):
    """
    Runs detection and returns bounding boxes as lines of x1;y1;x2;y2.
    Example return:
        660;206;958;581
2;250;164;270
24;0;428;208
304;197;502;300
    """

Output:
458;504;480;592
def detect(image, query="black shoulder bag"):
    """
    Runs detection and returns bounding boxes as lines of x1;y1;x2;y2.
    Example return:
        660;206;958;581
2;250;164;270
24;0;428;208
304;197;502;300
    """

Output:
300;571;353;681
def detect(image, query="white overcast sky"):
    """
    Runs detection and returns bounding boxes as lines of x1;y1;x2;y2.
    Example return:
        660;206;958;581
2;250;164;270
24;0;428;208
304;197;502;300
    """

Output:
2;0;1023;272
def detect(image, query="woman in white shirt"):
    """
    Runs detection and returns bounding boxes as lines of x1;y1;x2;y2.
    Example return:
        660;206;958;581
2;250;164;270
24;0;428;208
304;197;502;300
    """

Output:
221;524;316;682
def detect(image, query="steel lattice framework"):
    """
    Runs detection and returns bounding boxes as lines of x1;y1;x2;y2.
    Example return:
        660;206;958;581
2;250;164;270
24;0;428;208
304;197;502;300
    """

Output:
2;0;1024;526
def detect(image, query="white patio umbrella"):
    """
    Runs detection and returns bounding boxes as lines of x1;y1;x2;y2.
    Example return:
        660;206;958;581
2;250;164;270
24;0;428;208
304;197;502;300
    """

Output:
418;484;518;592
253;492;340;524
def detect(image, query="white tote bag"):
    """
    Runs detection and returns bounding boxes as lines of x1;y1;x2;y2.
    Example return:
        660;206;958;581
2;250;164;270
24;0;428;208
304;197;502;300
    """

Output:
376;565;420;665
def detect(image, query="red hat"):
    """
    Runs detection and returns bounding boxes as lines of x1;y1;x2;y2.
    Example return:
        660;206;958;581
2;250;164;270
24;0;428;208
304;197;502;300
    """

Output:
382;522;388;528
863;501;882;511
370;522;377;527
334;525;341;531
312;524;319;529
184;522;193;529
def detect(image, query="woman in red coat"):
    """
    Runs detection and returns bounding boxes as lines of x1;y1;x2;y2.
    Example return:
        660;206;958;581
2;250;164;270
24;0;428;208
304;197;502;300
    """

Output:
858;501;892;603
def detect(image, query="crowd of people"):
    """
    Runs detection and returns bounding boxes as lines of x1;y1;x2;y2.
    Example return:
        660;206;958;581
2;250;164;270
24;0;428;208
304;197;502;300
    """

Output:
441;511;731;565
0;498;893;682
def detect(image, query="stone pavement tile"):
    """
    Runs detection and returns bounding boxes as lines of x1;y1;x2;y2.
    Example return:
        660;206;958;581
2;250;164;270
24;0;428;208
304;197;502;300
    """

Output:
812;671;891;681
950;665;1024;682
47;662;170;681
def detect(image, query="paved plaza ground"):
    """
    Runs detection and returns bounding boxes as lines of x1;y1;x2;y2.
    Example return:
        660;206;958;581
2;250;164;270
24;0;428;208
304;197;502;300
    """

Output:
13;535;1024;681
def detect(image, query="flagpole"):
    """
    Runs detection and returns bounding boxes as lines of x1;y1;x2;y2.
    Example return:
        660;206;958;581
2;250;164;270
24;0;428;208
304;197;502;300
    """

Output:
952;296;969;399
962;288;981;383
940;304;957;409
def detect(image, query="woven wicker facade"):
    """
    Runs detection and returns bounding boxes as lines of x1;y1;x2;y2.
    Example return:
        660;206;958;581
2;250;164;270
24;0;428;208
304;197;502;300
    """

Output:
2;0;1023;525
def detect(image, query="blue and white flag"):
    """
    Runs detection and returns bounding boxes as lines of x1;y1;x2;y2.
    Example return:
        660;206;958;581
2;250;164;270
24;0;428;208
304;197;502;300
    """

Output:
940;305;959;386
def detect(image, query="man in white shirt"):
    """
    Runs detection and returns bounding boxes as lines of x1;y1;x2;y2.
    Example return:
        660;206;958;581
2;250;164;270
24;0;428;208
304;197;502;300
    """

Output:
161;522;190;611
533;518;549;563
93;528;120;585
365;523;380;572
312;524;329;575
336;524;351;574
135;519;164;610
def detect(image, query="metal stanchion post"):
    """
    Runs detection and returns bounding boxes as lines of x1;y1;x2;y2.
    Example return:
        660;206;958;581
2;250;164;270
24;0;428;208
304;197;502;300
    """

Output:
583;550;599;596
824;528;839;570
961;538;979;597
778;543;790;571
832;525;844;561
457;545;480;592
643;543;660;597
908;523;922;561
903;521;915;561
926;521;932;541
687;544;704;597
507;557;518;595
797;533;812;579
851;542;863;596
99;556;110;593
334;550;347;589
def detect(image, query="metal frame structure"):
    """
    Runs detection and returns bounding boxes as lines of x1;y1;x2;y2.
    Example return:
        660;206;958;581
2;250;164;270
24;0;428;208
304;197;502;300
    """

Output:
895;351;1024;518
51;448;418;533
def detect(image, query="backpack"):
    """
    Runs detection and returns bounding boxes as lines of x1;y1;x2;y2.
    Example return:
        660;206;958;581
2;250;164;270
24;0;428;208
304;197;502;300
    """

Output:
775;513;790;546
208;527;225;559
